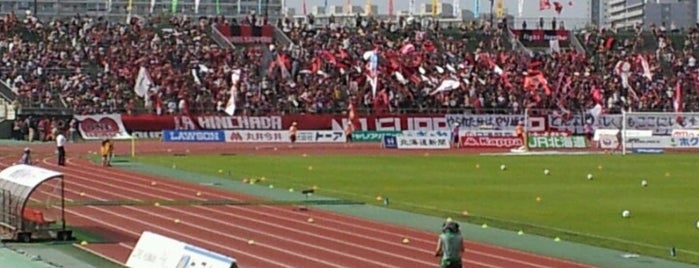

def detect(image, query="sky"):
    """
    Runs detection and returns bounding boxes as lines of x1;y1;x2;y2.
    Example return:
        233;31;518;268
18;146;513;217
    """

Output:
286;0;591;21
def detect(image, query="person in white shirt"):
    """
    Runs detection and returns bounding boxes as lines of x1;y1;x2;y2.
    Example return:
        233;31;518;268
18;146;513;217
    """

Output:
56;130;67;166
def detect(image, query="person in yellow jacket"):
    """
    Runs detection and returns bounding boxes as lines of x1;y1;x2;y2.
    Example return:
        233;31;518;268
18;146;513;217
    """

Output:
100;139;114;167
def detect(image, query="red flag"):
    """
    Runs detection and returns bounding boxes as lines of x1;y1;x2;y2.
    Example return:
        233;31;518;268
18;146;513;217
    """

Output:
553;1;563;13
540;0;551;10
604;37;615;50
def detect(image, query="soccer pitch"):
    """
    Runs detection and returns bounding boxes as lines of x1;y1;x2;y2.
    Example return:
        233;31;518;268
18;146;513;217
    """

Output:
139;153;699;264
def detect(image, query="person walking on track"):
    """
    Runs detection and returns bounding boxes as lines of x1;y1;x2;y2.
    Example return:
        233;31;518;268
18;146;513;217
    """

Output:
435;220;465;268
56;129;67;166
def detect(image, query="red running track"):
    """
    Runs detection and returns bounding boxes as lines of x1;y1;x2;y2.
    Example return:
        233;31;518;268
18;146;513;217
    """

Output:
2;157;597;268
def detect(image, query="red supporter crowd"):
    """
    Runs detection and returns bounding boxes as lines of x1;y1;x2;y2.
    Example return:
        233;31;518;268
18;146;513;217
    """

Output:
1;12;698;118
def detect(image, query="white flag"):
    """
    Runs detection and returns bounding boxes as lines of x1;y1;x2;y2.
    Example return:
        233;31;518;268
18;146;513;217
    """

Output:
150;0;156;14
430;79;461;95
225;69;241;116
195;0;200;13
134;66;153;98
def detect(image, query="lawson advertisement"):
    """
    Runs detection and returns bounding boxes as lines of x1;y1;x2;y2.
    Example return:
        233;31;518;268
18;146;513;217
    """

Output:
162;130;226;142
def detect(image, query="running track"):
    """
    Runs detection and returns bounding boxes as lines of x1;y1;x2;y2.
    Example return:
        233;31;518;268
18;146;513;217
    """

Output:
0;156;596;268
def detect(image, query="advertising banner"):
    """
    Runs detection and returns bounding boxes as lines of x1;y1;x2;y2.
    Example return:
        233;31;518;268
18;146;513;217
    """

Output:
74;114;132;140
671;129;699;137
225;130;289;143
527;136;588;149
460;130;516;137
461;136;523;148
296;131;346;143
598;135;618;149
126;231;236;268
550;114;699;136
352;131;402;142
162;130;226;142
669;137;699;148
624;137;672;149
401;130;451;137
129;131;163;139
382;135;398;149
395;136;451;149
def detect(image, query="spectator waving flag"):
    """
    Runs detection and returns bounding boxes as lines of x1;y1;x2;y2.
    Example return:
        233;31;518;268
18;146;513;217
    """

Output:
364;50;379;97
225;69;241;116
540;0;551;10
674;81;683;123
134;66;154;107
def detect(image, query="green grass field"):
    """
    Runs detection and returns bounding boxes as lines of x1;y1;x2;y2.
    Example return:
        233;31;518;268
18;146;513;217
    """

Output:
139;153;699;264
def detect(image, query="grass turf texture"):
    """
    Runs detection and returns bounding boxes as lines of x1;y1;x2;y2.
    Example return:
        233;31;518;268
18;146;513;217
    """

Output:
138;154;699;265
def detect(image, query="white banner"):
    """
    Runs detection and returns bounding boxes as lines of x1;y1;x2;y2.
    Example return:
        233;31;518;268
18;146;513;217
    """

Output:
296;131;346;143
599;135;618;149
550;114;699;136
396;136;451;149
625;137;672;149
225;130;289;143
401;130;451;137
126;231;236;268
73;114;132;140
460;130;516;137
593;129;653;141
445;114;525;131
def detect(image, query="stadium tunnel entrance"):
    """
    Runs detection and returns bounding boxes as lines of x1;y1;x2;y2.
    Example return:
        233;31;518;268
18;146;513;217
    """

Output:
0;164;73;242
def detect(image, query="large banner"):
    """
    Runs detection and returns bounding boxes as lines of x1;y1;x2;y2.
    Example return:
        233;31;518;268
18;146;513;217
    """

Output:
395;136;451;149
401;130;451;137
461;136;523;148
126;231;237;268
121;114;448;132
550;114;699;136
225;130;289;143
445;114;546;132
162;130;226;142
527;136;588;149
74;114;132;140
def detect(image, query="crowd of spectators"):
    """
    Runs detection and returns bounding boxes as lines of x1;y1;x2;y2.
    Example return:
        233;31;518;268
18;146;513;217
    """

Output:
0;11;698;117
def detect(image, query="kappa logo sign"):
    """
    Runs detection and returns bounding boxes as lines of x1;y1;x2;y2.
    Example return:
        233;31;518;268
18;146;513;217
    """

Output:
461;136;523;148
73;114;132;140
296;131;346;143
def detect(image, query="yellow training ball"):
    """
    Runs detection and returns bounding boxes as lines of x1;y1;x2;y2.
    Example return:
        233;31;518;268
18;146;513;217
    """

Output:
80;241;88;246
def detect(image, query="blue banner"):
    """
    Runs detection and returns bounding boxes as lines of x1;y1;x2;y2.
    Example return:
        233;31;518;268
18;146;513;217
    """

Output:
162;130;226;142
631;148;664;154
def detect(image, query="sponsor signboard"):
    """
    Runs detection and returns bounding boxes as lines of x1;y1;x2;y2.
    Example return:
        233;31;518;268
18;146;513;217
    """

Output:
74;114;132;140
225;130;289;143
162;130;225;142
352;131;402;142
598;135;618;149
527;136;588;149
121;115;283;131
395;136;450;149
461;136;523;148
670;137;699;148
401;130;451;137
130;131;162;139
296;131;346;143
632;148;664;154
624;137;671;149
126;231;237;268
329;115;448;132
671;129;699;137
382;135;398;149
510;29;570;47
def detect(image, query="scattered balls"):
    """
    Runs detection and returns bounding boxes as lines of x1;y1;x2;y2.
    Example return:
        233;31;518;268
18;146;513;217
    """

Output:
218;169;223;173
288;188;294;192
544;169;550;175
80;192;85;196
598;165;603;170
150;181;157;186
312;185;318;190
475;164;480;169
154;202;160;207
167;149;172;153
174;219;181;223
696;220;699;229
517;230;524;235
274;147;278;151
641;180;648;187
461;210;469;216
500;164;507;171
80;241;88;246
536;197;541;202
554;237;561;242
445;217;453;222
195;192;202;196
268;185;274;189
375;196;383;201
587;174;593;180
307;218;314;223
401;238;410;244
247;240;255;245
308;166;313;171
302;154;308;157
622;210;630;218
424;153;430;156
